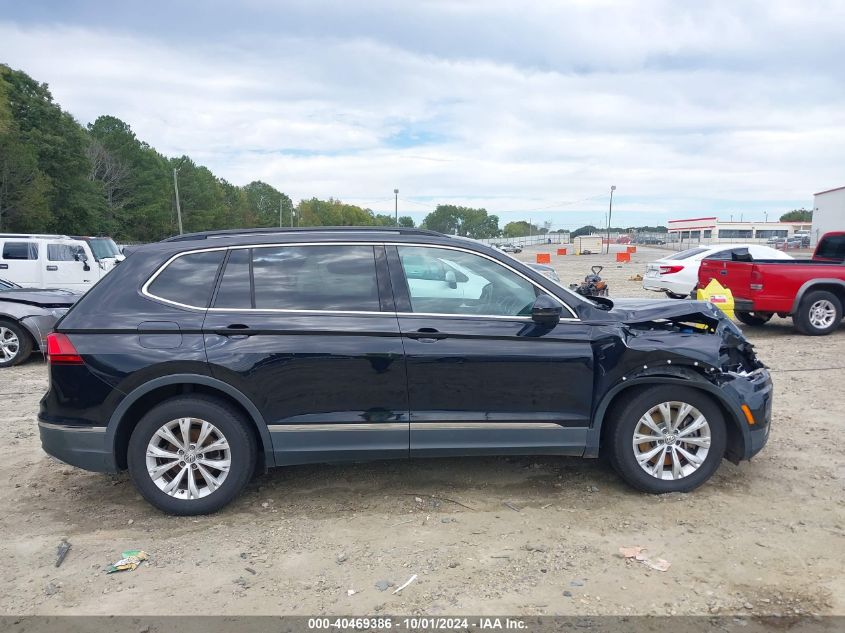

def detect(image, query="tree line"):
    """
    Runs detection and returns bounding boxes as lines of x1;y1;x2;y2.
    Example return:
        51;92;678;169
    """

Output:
1;64;669;243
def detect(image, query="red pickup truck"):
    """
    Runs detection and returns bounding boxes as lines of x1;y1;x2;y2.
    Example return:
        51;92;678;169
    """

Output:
698;232;845;335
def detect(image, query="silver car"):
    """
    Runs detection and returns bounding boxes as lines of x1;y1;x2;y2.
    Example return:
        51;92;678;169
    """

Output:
0;279;79;367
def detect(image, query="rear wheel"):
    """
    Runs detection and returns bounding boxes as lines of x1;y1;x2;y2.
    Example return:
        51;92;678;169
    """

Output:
127;396;256;515
606;386;727;493
0;320;33;368
735;311;772;327
793;290;842;336
665;291;688;299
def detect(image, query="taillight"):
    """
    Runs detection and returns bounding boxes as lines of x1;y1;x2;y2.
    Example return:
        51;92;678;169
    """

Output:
750;269;764;292
659;265;684;275
46;333;83;365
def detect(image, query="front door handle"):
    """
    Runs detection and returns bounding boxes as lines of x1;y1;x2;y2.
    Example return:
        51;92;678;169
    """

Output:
406;327;447;343
719;270;727;275
46;265;58;271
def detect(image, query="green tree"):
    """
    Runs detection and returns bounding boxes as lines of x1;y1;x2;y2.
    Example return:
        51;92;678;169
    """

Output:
503;220;540;238
397;215;415;227
421;205;499;238
1;64;105;234
779;209;812;222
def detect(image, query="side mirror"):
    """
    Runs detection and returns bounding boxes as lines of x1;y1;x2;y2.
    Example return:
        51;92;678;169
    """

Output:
531;294;562;327
444;270;457;289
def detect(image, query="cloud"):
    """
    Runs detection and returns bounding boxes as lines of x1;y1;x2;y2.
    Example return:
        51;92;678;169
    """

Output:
1;0;844;227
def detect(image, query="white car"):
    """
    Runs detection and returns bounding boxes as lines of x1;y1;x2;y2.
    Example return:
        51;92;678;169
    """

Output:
643;244;793;298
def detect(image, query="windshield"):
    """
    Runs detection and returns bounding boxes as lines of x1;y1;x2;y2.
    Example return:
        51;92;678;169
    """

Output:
87;238;120;259
665;247;710;260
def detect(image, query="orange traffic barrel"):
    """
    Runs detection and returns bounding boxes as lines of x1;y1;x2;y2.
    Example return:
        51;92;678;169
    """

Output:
627;246;636;253
536;253;551;264
616;252;631;263
557;248;567;255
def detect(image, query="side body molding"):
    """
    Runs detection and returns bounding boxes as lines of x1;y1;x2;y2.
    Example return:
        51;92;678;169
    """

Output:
107;374;275;468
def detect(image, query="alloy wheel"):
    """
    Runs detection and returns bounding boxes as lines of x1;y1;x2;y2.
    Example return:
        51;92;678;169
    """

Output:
808;299;836;330
0;327;20;363
632;401;711;480
145;417;231;499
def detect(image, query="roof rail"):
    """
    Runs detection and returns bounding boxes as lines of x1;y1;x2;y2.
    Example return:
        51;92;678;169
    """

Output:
161;226;446;242
0;233;72;240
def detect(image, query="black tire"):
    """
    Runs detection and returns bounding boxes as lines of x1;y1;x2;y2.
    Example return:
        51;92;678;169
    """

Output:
735;311;772;327
0;319;34;368
605;386;727;494
793;290;842;336
665;291;688;300
127;395;257;515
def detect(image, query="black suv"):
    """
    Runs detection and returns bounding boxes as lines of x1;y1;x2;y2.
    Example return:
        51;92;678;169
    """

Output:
39;227;772;515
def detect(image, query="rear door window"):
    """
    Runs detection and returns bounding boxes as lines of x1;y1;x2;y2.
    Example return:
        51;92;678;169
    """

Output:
146;251;225;308
2;242;38;260
213;248;252;309
815;235;845;261
252;245;379;311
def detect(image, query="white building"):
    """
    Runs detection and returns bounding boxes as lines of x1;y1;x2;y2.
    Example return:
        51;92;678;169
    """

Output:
812;185;845;247
666;216;811;247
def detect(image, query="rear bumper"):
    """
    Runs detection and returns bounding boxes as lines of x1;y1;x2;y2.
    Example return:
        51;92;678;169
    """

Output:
38;419;118;472
642;276;692;295
733;298;755;312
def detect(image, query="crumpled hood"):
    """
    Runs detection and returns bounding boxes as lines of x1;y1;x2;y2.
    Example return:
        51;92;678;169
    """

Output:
0;288;81;307
598;297;762;372
606;298;728;328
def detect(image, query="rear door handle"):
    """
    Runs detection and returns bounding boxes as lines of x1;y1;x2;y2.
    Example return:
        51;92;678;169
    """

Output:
719;270;727;275
46;265;58;271
216;324;256;339
406;327;447;343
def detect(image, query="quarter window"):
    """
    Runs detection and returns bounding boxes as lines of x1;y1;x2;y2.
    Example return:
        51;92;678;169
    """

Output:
2;242;38;260
397;246;538;316
252;245;379;311
147;251;225;308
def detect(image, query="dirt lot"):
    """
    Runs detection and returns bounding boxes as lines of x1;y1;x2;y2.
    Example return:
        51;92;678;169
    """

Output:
1;245;843;617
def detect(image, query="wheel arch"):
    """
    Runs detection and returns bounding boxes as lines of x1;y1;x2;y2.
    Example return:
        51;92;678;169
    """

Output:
790;279;845;315
585;375;747;463
107;374;274;471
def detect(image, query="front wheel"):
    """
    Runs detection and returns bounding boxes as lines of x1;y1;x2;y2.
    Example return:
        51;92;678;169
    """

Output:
665;291;688;300
793;290;842;336
127;396;257;515
735;311;772;327
605;386;727;493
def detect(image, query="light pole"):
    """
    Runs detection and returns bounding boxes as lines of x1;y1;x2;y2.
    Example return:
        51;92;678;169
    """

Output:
394;189;399;225
279;198;283;228
606;185;616;253
173;159;186;235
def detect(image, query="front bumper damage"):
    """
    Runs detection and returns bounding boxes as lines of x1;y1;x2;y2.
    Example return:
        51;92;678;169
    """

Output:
591;299;773;462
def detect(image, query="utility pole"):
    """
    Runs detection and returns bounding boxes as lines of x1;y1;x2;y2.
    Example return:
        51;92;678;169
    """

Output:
606;185;616;254
279;198;283;228
394;189;399;225
173;166;184;235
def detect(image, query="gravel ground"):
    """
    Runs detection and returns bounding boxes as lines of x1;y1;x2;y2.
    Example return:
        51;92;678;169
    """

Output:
0;245;843;616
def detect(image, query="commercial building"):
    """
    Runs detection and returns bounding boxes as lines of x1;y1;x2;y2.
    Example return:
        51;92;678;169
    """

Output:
666;217;811;247
812;185;845;247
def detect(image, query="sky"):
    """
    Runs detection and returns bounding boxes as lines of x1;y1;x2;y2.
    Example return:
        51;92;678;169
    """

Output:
1;0;844;229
